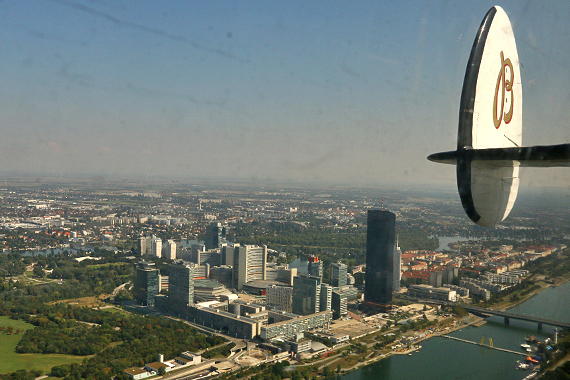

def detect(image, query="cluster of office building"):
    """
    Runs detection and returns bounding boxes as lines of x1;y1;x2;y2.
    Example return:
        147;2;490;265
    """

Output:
132;209;442;346
133;224;360;342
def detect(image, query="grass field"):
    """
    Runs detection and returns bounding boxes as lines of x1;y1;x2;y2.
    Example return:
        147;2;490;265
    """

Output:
0;316;86;375
48;296;106;307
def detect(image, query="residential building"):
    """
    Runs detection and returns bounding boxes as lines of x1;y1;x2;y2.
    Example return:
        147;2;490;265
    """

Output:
429;271;443;288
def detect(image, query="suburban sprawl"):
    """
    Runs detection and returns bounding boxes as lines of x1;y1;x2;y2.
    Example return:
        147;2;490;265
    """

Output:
0;179;569;380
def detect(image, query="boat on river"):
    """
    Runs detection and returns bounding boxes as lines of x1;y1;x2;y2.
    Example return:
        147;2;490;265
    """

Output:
516;361;533;370
525;336;538;343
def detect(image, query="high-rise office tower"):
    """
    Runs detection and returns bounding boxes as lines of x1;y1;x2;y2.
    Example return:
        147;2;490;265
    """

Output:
320;283;332;312
393;238;402;292
151;236;162;258
292;274;321;315
169;261;194;307
221;244;237;266
266;284;293;313
205;222;227;250
331;262;348;287
138;236;147;256
429;271;443;288
307;256;323;279
365;210;396;311
233;245;267;290
331;290;348;319
165;239;177;260
134;261;160;307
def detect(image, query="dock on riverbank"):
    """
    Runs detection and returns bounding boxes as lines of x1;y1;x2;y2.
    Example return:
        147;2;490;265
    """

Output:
441;335;527;356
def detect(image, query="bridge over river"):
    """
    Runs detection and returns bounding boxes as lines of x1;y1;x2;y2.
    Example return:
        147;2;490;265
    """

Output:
460;304;570;330
402;296;570;329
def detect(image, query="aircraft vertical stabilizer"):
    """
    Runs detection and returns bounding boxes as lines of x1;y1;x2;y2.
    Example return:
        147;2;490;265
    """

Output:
428;6;570;226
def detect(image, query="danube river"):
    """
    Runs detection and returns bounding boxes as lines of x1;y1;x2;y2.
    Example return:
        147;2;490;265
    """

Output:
342;281;570;380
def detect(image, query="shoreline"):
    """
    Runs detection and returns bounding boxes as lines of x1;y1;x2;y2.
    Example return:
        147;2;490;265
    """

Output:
338;279;570;377
338;315;485;376
499;276;570;313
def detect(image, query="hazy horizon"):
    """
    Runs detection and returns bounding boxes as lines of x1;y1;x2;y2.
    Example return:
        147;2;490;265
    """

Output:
2;1;570;191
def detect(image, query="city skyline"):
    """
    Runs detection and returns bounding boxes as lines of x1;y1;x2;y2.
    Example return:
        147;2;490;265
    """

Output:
2;1;570;189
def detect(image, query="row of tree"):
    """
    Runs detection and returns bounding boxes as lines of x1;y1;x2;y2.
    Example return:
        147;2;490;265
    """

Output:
0;252;225;380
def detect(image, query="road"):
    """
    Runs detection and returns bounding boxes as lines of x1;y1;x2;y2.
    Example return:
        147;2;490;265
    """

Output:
111;281;131;298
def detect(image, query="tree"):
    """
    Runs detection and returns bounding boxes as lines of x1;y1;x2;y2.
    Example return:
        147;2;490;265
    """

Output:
50;364;71;377
291;371;303;380
33;266;44;278
452;305;468;317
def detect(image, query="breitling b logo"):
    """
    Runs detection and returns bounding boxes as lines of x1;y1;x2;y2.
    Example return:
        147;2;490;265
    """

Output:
493;51;514;129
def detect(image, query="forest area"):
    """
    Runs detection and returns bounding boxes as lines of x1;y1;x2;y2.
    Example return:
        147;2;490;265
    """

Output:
0;251;223;380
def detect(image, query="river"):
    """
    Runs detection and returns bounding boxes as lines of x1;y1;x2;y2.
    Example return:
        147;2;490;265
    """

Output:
15;245;118;257
434;235;544;252
288;257;308;274
341;281;570;380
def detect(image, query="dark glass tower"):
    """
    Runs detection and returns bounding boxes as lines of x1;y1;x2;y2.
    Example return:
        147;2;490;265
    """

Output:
169;261;194;307
365;210;396;310
292;274;321;315
205;222;227;250
134;261;160;307
331;262;347;287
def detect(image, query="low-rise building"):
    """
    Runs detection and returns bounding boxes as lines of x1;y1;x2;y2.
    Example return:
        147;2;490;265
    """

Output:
283;338;311;354
407;284;456;302
261;311;333;341
124;367;150;380
180;351;201;365
144;362;171;374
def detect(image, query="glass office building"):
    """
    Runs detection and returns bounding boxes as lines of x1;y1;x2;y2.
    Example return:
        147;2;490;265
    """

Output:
365;210;396;310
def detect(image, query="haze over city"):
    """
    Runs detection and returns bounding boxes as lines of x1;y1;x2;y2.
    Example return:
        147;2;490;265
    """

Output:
2;1;570;189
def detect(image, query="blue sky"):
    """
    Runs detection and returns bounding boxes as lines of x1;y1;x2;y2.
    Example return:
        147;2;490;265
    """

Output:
1;1;570;189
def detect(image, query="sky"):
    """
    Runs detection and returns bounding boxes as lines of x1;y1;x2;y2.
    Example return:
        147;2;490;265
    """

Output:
2;0;570;190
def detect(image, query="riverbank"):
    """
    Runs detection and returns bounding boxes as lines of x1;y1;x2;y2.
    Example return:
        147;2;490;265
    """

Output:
335;314;487;376
494;275;570;313
341;282;570;379
336;280;566;377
